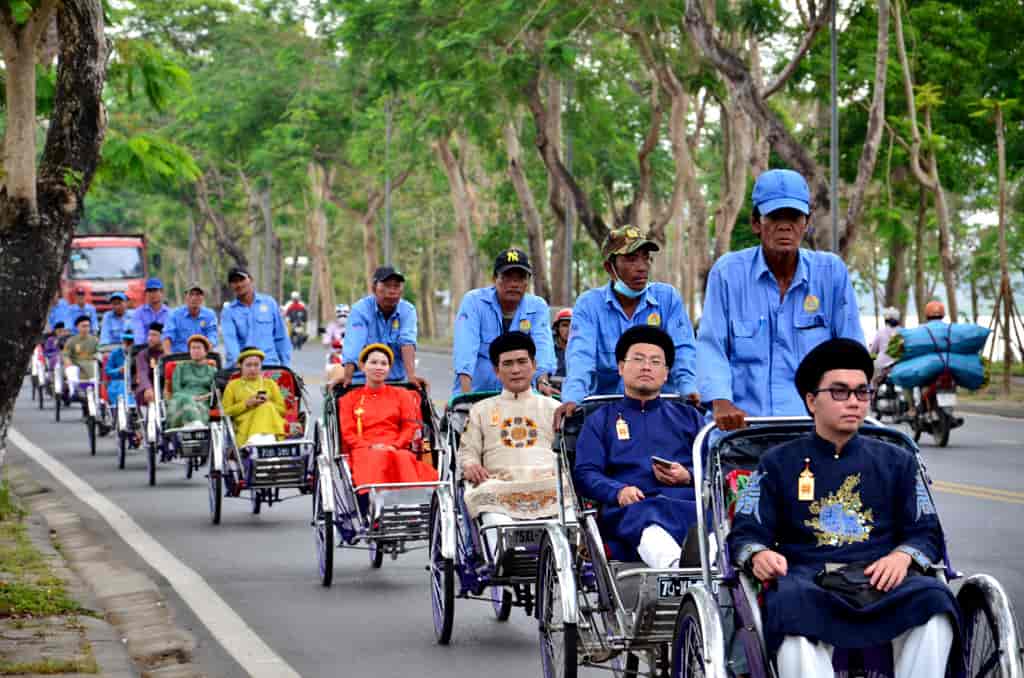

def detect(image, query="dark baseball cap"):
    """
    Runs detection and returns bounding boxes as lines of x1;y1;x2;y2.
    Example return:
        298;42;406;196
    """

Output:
227;267;250;282
494;248;532;276
109;292;128;302
372;266;405;284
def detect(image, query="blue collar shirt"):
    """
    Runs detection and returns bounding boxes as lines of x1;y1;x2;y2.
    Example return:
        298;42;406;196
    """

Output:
696;246;865;416
67;302;99;333
163;306;219;353
131;304;170;346
221;293;290;368
47;299;72;331
451;286;556;394
341;295;417;382
99;309;133;345
562;282;698;405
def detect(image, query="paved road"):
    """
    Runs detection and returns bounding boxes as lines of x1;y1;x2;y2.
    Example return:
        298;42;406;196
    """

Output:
9;345;1024;677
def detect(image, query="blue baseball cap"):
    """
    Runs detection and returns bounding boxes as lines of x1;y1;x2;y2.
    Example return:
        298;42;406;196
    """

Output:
144;277;163;290
109;292;128;302
752;169;810;216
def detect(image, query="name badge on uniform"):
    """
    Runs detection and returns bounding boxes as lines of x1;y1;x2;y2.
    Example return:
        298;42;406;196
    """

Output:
647;312;660;326
200;320;206;327
519;318;531;332
615;415;630;441
490;408;501;427
798;458;815;501
803;295;820;313
392;319;400;330
259;304;269;313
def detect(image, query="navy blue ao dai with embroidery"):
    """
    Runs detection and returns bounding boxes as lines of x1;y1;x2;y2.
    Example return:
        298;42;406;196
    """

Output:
574;397;703;561
727;433;960;662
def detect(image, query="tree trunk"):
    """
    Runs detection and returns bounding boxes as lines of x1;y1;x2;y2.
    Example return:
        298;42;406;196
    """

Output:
543;71;569;308
306;161;335;332
883;227;908;313
503;116;551;300
713;91;752;262
434;133;477;317
839;0;889;257
258;187;281;302
913;189;928;321
0;0;107;462
420;213;437;339
995;104;1012;394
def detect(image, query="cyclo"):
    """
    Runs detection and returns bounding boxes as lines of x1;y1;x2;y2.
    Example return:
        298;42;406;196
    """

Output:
207;364;316;524
82;346;117;456
427;390;571;644
536;406;1024;678
109;344;145;470
143;351;223;486
312;381;443;586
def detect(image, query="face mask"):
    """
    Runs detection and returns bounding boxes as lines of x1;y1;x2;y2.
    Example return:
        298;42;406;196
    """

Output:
613;278;647;299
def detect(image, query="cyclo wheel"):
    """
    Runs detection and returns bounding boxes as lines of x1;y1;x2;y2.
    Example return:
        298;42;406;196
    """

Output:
37;381;44;409
958;577;1022;678
313;475;333;587
208;471;222;525
537;534;578;678
87;418;97;456
491;586;512;621
672;600;708;678
186;457;194;479
369;540;384;568
429;501;454;645
117;434;127;470
147;443;157;486
55;392;61;422
251;489;262;515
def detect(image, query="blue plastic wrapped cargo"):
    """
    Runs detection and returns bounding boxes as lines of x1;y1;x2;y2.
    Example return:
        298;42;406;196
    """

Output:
889;352;987;390
892;322;990;360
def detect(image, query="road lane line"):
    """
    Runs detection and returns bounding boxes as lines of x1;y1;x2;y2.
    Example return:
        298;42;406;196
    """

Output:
932;480;1024;505
9;427;301;678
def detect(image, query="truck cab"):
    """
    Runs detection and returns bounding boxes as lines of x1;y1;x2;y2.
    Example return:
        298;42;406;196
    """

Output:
61;234;148;312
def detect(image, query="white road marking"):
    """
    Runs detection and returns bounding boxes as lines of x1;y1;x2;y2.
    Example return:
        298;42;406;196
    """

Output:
8;428;301;678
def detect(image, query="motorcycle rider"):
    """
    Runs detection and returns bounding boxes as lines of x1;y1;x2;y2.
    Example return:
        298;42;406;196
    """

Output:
323;304;349;347
869;307;903;387
284;291;309;350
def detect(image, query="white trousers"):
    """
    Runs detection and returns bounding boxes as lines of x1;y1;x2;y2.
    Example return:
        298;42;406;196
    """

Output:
65;365;81;393
777;613;954;678
637;524;681;569
479;512;516;562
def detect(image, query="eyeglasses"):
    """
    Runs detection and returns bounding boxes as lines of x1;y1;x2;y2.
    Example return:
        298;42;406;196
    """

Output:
623;355;665;368
812;386;874;402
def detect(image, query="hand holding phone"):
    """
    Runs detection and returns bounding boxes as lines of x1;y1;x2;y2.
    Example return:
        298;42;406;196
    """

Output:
650;455;674;468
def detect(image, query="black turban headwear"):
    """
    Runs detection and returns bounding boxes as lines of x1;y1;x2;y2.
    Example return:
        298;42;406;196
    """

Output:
794;338;874;401
614;325;675;368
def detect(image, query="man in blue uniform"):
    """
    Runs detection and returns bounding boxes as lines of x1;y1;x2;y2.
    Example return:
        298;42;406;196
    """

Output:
340;266;423;388
100;292;133;345
221;267;290;367
451;248;556;395
574;326;704;569
132;278;170;346
68;287;99;333
697;169;864;431
47;291;73;332
728;338;958;677
557;227;698;427
162;283;219;353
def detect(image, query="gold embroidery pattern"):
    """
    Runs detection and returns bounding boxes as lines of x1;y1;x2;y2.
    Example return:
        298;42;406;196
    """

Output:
804;474;874;547
500;416;539;449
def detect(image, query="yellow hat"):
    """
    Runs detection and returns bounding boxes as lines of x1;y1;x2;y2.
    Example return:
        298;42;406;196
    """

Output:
237;346;265;364
187;334;212;351
358;343;394;365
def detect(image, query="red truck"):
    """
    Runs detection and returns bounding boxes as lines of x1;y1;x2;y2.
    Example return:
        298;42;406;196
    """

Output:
60;234;149;312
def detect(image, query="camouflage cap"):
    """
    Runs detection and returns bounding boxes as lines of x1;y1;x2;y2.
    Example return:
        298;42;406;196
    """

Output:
601;226;661;259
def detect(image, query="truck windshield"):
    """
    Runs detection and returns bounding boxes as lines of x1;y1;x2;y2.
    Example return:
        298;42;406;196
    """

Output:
68;247;144;280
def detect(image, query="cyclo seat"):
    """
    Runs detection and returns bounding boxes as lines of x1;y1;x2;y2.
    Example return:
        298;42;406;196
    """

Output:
330;380;436;466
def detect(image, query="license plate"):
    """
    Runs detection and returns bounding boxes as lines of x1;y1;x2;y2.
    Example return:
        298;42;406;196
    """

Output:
658;576;685;598
257;446;299;459
510;529;543;547
936;392;957;408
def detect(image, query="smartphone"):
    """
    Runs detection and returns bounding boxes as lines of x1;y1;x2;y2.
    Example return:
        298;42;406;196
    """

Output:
651;455;674;468
257;390;267;398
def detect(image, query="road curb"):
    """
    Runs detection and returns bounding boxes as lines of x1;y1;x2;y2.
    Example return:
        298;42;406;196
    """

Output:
6;463;205;678
960;402;1024;419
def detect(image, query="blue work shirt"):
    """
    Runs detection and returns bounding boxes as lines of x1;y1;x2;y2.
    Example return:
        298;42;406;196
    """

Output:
221;293;291;367
163;306;219;353
99;310;133;346
47;299;73;331
562;282;698;405
696;246;865;417
132;304;170;346
450;286;556;394
342;295;417;383
67;303;99;332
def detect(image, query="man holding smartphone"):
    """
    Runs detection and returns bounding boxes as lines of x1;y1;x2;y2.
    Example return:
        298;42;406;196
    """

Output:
573;326;704;569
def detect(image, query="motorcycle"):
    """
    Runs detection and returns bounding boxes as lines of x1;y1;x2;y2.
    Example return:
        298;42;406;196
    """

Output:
290;322;308;350
871;378;909;424
908;370;963;448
